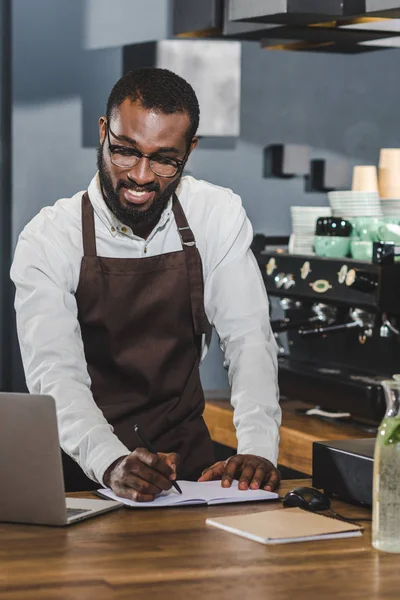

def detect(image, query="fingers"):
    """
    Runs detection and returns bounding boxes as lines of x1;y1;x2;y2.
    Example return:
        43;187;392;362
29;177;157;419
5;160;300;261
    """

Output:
221;456;245;487
216;454;281;492
113;482;156;503
109;448;182;502
123;452;171;492
239;459;265;490
123;461;169;494
160;452;180;479
263;467;281;492
134;448;174;481
197;461;226;482
249;465;266;490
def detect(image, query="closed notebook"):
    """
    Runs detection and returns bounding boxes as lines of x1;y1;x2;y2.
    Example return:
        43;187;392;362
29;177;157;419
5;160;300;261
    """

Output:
206;507;363;544
97;480;279;508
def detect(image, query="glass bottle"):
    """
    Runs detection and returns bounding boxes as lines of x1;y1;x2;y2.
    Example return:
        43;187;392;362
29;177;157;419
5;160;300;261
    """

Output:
372;379;400;552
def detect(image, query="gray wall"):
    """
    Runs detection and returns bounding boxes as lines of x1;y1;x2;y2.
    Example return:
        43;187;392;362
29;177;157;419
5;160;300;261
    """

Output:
11;0;400;391
1;0;12;390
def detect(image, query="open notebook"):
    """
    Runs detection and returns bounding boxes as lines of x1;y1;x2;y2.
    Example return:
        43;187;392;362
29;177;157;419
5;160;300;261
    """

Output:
206;507;363;544
97;480;279;508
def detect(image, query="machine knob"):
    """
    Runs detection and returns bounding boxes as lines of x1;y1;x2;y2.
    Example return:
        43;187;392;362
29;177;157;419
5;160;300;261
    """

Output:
283;274;295;290
345;269;378;292
274;272;287;289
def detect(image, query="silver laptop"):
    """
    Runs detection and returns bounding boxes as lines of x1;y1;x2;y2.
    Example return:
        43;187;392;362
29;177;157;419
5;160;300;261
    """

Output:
0;393;122;526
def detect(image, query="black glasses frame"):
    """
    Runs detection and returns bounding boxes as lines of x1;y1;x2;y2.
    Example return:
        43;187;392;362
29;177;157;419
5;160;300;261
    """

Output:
105;119;188;178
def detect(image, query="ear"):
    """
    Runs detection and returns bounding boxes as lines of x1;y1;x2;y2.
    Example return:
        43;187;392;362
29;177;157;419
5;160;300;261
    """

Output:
99;116;107;144
189;136;198;154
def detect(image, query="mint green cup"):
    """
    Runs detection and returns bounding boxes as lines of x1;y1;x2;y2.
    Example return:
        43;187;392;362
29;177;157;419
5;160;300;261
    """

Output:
378;220;400;243
350;217;381;242
350;240;373;261
314;236;350;258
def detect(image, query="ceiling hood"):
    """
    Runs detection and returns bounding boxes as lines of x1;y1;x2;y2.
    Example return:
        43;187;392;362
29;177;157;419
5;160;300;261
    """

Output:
173;0;400;53
228;1;400;25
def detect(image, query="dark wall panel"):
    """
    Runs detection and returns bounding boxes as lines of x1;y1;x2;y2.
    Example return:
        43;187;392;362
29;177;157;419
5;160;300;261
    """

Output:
0;0;12;390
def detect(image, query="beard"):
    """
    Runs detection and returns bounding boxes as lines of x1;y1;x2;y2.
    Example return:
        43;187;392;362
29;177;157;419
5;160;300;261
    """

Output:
97;142;182;231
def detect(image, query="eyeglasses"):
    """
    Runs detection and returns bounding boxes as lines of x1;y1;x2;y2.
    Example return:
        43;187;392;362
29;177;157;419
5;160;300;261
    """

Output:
106;121;185;178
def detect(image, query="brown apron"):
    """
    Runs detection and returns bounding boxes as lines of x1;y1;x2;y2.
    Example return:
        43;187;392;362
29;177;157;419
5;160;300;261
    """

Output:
62;191;214;491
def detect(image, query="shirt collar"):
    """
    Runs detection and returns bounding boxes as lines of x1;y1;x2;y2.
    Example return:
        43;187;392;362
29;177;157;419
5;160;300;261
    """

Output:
87;172;177;239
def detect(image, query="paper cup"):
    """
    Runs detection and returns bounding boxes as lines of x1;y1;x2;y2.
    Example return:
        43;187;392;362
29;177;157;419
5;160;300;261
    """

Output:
352;166;379;194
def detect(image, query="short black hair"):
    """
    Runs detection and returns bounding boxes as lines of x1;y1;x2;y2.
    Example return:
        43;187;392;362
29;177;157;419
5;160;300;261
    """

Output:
106;68;200;145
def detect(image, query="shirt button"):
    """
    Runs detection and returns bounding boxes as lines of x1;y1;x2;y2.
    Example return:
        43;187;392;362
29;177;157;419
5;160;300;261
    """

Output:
111;226;116;233
121;226;127;233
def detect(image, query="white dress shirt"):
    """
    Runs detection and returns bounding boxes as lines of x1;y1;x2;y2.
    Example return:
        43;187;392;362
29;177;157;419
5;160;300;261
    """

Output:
11;174;281;485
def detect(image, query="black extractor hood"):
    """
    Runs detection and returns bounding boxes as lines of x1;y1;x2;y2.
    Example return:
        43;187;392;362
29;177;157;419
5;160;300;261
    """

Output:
228;0;400;25
173;0;400;53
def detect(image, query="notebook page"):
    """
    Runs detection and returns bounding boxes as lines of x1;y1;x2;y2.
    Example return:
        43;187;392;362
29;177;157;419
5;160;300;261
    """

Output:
97;483;205;508
189;480;279;504
97;480;279;508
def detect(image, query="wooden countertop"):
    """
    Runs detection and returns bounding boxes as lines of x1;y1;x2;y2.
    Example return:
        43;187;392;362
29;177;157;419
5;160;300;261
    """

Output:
0;480;391;600
204;397;375;475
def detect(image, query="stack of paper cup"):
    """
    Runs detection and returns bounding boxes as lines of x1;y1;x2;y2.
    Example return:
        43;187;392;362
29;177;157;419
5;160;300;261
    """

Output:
328;191;382;218
352;166;379;194
289;206;332;255
379;149;400;200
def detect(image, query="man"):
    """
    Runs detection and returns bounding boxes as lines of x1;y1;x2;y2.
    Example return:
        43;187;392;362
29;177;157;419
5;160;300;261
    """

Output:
11;68;281;502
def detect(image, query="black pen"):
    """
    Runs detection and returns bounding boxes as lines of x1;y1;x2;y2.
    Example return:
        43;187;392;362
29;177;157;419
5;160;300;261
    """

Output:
134;424;182;494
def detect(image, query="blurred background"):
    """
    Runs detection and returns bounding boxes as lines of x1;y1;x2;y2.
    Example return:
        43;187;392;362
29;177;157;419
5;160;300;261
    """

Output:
2;0;400;397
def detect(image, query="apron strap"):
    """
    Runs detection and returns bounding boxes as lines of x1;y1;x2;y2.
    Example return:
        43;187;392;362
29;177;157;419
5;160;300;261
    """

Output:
81;192;97;257
172;193;209;336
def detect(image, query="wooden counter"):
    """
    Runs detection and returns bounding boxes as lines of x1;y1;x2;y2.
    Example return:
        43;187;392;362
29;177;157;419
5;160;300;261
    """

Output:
0;480;392;600
204;397;375;475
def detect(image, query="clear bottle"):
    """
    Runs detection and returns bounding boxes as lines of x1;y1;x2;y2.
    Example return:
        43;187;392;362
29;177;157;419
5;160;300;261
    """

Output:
372;379;400;552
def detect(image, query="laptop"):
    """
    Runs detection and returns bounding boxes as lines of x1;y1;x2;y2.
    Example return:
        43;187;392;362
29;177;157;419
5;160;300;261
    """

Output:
0;393;122;526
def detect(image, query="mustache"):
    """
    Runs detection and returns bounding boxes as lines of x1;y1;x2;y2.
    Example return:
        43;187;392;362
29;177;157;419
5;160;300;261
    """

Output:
117;180;160;194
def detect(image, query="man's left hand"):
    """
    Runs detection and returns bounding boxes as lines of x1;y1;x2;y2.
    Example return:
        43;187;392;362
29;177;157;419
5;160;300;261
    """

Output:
198;454;280;492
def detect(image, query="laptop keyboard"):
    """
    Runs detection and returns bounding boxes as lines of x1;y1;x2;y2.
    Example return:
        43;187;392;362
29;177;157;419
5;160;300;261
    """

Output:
67;508;89;517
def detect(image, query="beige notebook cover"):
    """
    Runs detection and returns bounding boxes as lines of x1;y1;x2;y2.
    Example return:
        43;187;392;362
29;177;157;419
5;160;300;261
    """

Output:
206;507;363;544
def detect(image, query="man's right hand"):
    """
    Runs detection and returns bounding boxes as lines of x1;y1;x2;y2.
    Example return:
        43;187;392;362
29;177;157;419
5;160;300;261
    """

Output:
103;448;180;502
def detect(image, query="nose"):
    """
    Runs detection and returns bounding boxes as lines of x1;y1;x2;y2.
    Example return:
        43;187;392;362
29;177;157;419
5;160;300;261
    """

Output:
127;156;156;186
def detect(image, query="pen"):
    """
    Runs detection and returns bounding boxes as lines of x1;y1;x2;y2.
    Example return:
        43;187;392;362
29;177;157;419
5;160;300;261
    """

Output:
134;424;182;494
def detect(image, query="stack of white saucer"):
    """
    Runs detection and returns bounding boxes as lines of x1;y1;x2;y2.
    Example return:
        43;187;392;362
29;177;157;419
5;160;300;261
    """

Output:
381;199;400;216
328;191;382;218
289;206;332;255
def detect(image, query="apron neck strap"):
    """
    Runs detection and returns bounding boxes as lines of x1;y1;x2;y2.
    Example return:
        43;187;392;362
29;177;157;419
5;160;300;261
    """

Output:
172;194;196;247
172;193;209;337
81;192;97;257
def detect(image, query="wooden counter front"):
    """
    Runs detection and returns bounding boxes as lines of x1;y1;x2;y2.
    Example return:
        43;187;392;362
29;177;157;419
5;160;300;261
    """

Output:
204;397;375;475
0;480;391;600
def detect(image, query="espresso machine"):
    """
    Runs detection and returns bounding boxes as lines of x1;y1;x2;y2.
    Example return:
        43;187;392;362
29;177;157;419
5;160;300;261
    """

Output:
252;236;400;426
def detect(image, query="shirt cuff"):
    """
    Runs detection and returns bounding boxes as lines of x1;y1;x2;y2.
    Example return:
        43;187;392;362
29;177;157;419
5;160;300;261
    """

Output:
86;439;131;486
237;433;280;467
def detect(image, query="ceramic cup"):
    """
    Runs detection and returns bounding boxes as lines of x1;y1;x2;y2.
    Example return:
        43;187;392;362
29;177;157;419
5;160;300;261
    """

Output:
350;240;373;261
350;217;381;242
314;236;350;258
377;221;400;243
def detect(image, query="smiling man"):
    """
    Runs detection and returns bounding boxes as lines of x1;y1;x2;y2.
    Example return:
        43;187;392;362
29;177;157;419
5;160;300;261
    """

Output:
11;68;281;501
